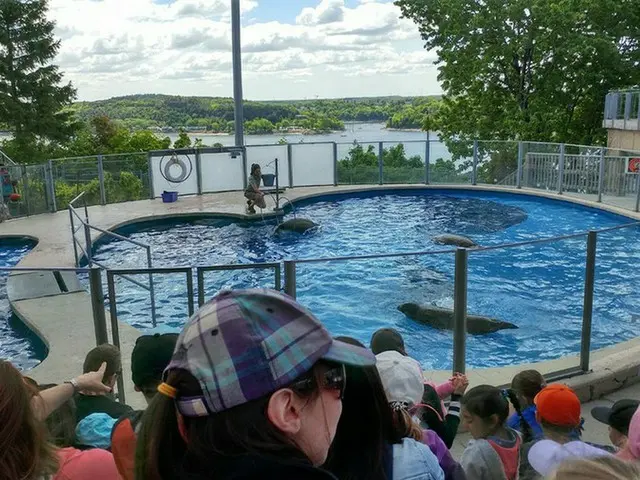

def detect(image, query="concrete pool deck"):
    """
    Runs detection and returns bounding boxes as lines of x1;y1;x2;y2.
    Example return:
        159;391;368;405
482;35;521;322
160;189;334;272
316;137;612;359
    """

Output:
1;184;640;409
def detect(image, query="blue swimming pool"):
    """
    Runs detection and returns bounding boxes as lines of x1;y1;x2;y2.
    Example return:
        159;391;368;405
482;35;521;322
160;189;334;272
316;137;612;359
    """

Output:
92;190;640;369
0;238;46;371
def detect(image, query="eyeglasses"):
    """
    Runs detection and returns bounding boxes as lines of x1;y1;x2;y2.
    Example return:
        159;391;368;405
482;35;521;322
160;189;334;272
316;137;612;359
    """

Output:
290;365;346;400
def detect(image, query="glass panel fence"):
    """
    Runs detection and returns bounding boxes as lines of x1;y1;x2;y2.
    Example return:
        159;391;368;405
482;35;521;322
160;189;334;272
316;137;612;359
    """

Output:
336;142;381;185
150;151;198;197
200;151;244;193
290;143;334;187
102;153;151;203
246;145;290;188
475;141;519;186
51;157;101;208
382;141;426;184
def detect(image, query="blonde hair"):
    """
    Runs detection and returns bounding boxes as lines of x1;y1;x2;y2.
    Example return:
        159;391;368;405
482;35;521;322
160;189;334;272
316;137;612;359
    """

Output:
547;456;640;480
391;408;422;441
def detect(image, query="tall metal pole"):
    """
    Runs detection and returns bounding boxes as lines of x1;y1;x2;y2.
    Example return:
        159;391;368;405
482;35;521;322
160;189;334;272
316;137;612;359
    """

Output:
231;0;245;147
452;248;468;374
89;267;108;346
580;231;597;372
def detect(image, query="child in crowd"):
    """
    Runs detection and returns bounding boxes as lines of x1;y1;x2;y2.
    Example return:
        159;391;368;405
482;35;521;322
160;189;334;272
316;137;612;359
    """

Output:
525;384;609;478
370;327;468;447
327;338;452;480
508;370;546;440
460;385;527;480
591;399;640;458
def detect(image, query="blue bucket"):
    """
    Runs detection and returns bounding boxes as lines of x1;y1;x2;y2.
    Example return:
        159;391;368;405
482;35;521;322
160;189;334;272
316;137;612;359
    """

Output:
262;174;276;187
162;191;178;203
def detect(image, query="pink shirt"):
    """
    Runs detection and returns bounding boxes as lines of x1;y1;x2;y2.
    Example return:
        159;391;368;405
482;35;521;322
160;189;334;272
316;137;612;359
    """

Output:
53;447;120;480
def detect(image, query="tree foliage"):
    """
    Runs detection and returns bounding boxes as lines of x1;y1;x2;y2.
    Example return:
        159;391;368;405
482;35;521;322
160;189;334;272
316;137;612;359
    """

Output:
396;0;640;151
0;0;78;148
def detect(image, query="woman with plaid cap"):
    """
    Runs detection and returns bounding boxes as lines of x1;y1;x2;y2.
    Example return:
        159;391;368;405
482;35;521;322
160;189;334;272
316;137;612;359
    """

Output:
136;289;376;480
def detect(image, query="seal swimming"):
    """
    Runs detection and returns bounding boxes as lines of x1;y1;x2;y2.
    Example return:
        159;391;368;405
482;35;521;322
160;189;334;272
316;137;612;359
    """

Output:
274;218;318;234
398;303;518;335
432;234;477;248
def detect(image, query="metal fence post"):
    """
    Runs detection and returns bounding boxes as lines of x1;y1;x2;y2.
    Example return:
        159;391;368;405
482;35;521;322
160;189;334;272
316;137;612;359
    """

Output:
472;140;478;186
147;152;155;199
47;160;57;212
69;208;79;267
597;149;605;203
425;140;430;185
89;267;108;345
21;164;31;216
378;142;383;185
106;271;126;404
241;148;248;190
83;223;92;267
195;148;203;195
453;248;468;374
287;143;294;188
580;231;597;372
97;154;106;205
284;261;297;299
558;143;565;195
624;92;632;130
516;141;523;189
333;142;338;186
636;173;640;213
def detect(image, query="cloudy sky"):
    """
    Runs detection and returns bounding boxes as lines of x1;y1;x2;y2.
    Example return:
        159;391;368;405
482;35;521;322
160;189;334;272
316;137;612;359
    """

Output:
49;0;441;101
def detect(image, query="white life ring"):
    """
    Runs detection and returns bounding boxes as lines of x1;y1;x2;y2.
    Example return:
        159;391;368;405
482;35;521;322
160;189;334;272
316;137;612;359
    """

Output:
163;154;189;183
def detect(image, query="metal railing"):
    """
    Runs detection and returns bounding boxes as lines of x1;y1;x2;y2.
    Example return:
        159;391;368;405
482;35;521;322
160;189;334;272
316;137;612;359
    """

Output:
68;192;158;327
604;90;640;130
0;148;16;166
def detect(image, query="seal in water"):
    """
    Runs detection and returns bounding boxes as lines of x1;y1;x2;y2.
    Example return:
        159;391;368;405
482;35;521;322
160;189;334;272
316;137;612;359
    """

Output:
274;218;318;234
432;234;477;248
398;303;518;335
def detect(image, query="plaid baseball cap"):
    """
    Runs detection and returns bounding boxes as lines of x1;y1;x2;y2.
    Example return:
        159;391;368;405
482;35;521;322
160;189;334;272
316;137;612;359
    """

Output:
166;289;376;417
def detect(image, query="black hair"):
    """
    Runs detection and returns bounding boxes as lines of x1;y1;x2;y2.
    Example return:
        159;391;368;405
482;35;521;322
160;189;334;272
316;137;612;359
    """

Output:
325;336;402;480
250;163;261;175
136;365;327;480
462;385;533;442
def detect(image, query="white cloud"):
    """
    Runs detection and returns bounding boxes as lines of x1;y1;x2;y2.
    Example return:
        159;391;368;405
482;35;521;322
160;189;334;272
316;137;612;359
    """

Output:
45;0;440;100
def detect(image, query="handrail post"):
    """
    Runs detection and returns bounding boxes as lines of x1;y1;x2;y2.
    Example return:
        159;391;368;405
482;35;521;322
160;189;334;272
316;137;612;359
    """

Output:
146;247;157;328
453;248;468;374
425;139;430;185
89;267;108;345
580;231;597;372
558;143;565;194
597;149;605;203
284;261;297;299
472;140;478;185
45;160;56;212
97;154;106;205
378;142;383;185
516;141;523;189
69;207;79;267
83;222;92;267
332;142;338;186
106;271;126;404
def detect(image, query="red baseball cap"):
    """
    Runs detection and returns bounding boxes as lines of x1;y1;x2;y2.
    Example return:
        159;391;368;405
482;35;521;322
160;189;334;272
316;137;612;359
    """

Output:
534;384;581;427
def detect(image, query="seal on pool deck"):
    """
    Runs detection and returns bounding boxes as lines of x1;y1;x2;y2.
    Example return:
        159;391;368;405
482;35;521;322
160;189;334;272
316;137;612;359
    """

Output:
398;303;518;335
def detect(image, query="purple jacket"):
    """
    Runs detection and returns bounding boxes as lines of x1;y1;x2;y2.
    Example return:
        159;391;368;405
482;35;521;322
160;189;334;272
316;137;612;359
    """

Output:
422;430;467;480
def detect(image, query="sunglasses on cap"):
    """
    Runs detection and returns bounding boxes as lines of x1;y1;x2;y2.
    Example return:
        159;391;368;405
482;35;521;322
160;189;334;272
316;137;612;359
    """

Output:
290;365;346;400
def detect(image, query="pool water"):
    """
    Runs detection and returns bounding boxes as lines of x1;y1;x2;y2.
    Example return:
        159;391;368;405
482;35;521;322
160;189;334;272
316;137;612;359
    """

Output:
92;190;640;369
0;238;46;371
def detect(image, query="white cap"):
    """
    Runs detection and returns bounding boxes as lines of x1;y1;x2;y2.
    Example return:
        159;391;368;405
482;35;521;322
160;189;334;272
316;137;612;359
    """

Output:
375;350;424;406
528;440;610;476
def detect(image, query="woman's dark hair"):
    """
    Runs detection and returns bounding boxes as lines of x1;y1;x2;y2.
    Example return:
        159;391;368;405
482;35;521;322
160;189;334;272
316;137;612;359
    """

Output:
511;370;545;404
250;163;261;175
0;361;59;480
136;364;326;480
324;336;403;480
462;385;533;442
38;384;77;448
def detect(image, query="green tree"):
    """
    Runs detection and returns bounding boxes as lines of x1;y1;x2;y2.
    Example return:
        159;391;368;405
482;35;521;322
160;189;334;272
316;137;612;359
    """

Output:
0;0;78;154
396;0;640;150
173;129;191;149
